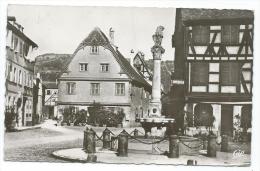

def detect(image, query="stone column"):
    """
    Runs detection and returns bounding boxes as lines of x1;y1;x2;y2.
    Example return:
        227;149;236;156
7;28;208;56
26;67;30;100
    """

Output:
149;26;165;117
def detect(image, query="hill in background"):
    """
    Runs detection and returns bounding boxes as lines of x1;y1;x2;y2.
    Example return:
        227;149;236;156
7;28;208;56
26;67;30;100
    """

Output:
34;53;72;83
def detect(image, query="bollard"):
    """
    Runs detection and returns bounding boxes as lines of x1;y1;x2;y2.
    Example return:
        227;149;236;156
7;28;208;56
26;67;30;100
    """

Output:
187;159;197;165
83;127;88;149
117;130;128;157
87;154;97;163
103;128;111;149
111;136;117;151
221;134;228;152
133;129;138;137
83;128;96;153
207;134;217;157
168;135;179;158
202;135;207;150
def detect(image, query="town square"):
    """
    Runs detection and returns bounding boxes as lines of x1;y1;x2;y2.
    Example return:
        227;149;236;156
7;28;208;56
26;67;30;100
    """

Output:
1;3;257;169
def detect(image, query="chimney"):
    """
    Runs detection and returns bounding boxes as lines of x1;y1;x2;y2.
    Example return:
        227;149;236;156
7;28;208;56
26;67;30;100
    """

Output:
109;27;114;45
7;16;16;22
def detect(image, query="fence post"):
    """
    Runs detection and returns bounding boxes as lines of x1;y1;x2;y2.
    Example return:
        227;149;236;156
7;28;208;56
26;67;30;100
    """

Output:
221;134;228;152
187;160;197;165
207;134;217;157
117;130;128;157
103;128;111;149
134;129;138;137
168;135;179;158
111;136;117;151
83;128;96;153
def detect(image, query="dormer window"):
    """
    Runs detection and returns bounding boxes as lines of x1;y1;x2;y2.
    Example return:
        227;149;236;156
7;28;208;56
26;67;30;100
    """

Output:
100;63;109;72
79;63;88;71
91;46;98;54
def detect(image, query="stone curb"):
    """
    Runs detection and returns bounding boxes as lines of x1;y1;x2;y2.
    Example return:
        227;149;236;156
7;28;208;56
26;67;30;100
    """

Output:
52;148;250;166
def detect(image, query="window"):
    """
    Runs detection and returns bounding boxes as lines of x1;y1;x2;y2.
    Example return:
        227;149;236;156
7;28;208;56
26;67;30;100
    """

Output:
8;65;12;80
13;67;16;83
79;63;88;71
46;90;51;95
220;62;240;86
91;83;100;95
13;35;19;51
191;62;209;85
192;25;210;45
100;63;109;72
19;41;24;57
29;75;32;87
23;71;26;85
18;70;22;85
26;74;29;86
91;46;98;54
221;25;239;44
67;82;76;95
115;83;125;96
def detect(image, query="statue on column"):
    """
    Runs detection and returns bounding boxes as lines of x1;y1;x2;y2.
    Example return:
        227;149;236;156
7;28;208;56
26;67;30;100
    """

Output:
151;26;165;60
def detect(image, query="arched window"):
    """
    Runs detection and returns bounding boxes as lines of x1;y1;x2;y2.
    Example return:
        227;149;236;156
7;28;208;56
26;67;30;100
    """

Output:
194;103;214;127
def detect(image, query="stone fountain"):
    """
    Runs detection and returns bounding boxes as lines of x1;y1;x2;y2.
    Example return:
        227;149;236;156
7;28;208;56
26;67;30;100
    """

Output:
138;26;175;137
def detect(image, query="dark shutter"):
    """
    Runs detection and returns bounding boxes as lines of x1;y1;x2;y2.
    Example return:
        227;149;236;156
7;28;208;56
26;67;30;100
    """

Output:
222;25;239;44
220;62;240;85
191;62;209;85
192;25;210;45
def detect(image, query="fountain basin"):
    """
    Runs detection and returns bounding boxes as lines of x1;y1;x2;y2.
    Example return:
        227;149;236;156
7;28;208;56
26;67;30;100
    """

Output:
136;117;175;137
139;117;175;124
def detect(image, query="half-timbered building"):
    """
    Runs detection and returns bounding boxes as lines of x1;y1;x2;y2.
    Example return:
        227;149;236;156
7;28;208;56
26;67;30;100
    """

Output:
172;9;254;137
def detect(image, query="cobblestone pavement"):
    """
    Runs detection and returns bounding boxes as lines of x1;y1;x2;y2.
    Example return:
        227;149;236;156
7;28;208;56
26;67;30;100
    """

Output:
4;120;251;163
4;139;83;162
4;120;86;162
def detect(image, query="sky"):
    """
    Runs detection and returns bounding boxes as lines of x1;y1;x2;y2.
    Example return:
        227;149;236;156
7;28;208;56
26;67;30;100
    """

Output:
8;5;176;61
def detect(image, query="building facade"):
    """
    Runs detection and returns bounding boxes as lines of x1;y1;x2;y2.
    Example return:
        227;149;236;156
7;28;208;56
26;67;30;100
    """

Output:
43;83;58;119
5;16;38;127
172;9;253;137
34;53;72;119
57;28;151;127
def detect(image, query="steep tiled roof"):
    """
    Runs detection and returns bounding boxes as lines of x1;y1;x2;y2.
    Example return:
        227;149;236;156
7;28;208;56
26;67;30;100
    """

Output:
115;50;151;89
181;8;254;21
7;22;38;48
65;27;151;90
73;27;110;55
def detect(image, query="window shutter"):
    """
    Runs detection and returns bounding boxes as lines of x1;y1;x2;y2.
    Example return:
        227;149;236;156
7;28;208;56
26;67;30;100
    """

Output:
222;25;239;44
191;62;209;85
220;63;240;85
192;25;210;45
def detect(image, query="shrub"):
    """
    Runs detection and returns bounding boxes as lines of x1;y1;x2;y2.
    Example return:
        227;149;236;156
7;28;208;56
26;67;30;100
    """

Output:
88;103;125;127
5;107;17;132
74;109;88;126
62;106;75;125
